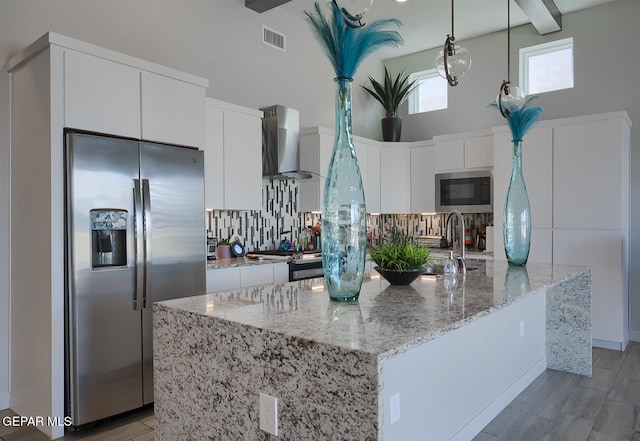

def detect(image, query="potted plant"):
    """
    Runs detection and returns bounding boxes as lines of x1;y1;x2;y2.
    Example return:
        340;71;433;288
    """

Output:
369;231;431;285
216;238;232;259
361;67;417;142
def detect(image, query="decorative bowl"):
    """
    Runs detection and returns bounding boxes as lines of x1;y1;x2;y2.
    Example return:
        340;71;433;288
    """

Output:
374;267;424;285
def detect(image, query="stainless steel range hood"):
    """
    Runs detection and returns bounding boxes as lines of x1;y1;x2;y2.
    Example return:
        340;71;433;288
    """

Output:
261;105;312;180
245;0;291;13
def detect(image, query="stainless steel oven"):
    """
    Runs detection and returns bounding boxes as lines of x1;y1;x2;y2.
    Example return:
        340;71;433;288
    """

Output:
435;170;493;213
288;257;324;281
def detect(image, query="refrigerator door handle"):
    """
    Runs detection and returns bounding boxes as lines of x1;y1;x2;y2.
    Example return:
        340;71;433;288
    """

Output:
133;179;144;311
142;178;152;309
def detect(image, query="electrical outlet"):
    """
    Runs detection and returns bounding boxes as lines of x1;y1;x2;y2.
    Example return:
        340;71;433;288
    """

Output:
520;319;525;338
259;393;278;436
390;393;400;425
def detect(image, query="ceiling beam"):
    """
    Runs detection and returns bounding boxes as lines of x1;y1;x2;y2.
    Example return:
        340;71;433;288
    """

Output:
245;0;292;13
515;0;562;34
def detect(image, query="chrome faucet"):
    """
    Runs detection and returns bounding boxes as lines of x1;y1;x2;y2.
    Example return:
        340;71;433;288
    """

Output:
445;210;467;276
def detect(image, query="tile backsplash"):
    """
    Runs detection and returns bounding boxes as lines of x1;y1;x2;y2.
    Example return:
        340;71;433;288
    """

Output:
207;179;493;251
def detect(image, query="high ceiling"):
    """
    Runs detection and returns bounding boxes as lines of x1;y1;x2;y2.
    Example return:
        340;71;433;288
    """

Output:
279;0;618;58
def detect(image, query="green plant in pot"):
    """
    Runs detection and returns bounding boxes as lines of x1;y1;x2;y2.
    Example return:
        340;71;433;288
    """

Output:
361;67;417;142
216;238;231;259
369;231;431;285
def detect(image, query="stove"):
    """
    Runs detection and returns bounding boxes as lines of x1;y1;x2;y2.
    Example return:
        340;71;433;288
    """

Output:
248;250;323;281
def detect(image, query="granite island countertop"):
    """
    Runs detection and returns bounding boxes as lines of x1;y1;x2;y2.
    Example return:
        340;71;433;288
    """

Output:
154;260;592;440
164;259;588;360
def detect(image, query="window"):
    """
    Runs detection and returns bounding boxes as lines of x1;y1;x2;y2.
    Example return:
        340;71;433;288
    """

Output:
408;69;448;114
520;38;574;95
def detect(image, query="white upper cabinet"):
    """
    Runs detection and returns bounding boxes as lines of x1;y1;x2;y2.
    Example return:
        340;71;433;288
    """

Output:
435;131;493;172
141;71;206;148
410;142;436;213
223;108;263;210
380;144;411;213
64;50;141;138
464;135;494;169
435;138;464;172
354;138;381;213
63;43;207;149
204;99;263;211
204;104;225;209
299;127;335;213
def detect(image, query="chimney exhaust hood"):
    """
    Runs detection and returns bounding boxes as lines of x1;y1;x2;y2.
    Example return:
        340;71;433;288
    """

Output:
261;105;313;180
245;0;292;13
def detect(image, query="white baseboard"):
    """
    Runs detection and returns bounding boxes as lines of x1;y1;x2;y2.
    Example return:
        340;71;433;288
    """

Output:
629;331;640;343
451;358;547;441
593;339;626;351
0;391;9;410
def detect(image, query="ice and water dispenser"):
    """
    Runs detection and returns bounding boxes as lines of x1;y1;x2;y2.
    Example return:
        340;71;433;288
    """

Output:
90;209;128;268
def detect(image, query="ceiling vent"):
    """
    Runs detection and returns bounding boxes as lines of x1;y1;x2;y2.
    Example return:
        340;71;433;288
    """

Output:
262;26;286;52
246;0;292;13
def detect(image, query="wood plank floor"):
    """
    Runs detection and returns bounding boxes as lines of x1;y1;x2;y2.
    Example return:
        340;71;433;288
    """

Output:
1;343;638;440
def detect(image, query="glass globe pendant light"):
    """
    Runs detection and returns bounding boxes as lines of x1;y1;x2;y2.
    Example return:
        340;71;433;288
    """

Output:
497;0;525;117
332;0;374;27
435;0;472;86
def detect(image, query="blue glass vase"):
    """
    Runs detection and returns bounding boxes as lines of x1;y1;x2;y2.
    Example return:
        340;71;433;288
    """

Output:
321;77;367;302
503;140;531;266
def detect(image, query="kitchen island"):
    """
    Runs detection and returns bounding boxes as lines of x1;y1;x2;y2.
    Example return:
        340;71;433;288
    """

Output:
153;260;591;441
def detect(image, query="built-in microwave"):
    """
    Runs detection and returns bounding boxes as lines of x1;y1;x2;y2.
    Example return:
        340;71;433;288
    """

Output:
435;170;493;213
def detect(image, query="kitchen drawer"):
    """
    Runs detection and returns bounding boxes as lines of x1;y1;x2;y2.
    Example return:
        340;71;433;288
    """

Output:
206;267;241;292
240;265;275;287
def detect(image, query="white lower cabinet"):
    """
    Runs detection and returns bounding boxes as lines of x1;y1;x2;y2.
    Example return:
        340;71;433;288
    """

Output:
240;264;275;287
206;267;241;293
207;263;289;293
273;263;289;284
553;229;624;346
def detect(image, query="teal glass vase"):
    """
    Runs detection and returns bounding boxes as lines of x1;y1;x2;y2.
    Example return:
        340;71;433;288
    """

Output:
321;77;367;302
503;140;531;266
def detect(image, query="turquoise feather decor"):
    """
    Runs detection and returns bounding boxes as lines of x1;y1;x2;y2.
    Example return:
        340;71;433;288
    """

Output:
305;2;403;79
491;96;544;142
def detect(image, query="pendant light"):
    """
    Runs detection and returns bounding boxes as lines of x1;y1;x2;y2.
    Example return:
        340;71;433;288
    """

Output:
497;0;525;117
435;0;472;86
332;0;374;28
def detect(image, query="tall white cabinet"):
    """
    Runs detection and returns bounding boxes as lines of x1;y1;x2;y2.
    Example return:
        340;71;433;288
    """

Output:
493;112;631;349
6;32;208;438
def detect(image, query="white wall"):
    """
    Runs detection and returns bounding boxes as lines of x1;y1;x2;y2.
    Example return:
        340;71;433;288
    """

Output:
0;0;385;138
386;0;640;341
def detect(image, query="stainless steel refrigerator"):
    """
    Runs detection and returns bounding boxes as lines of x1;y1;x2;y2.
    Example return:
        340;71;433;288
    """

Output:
64;131;205;426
